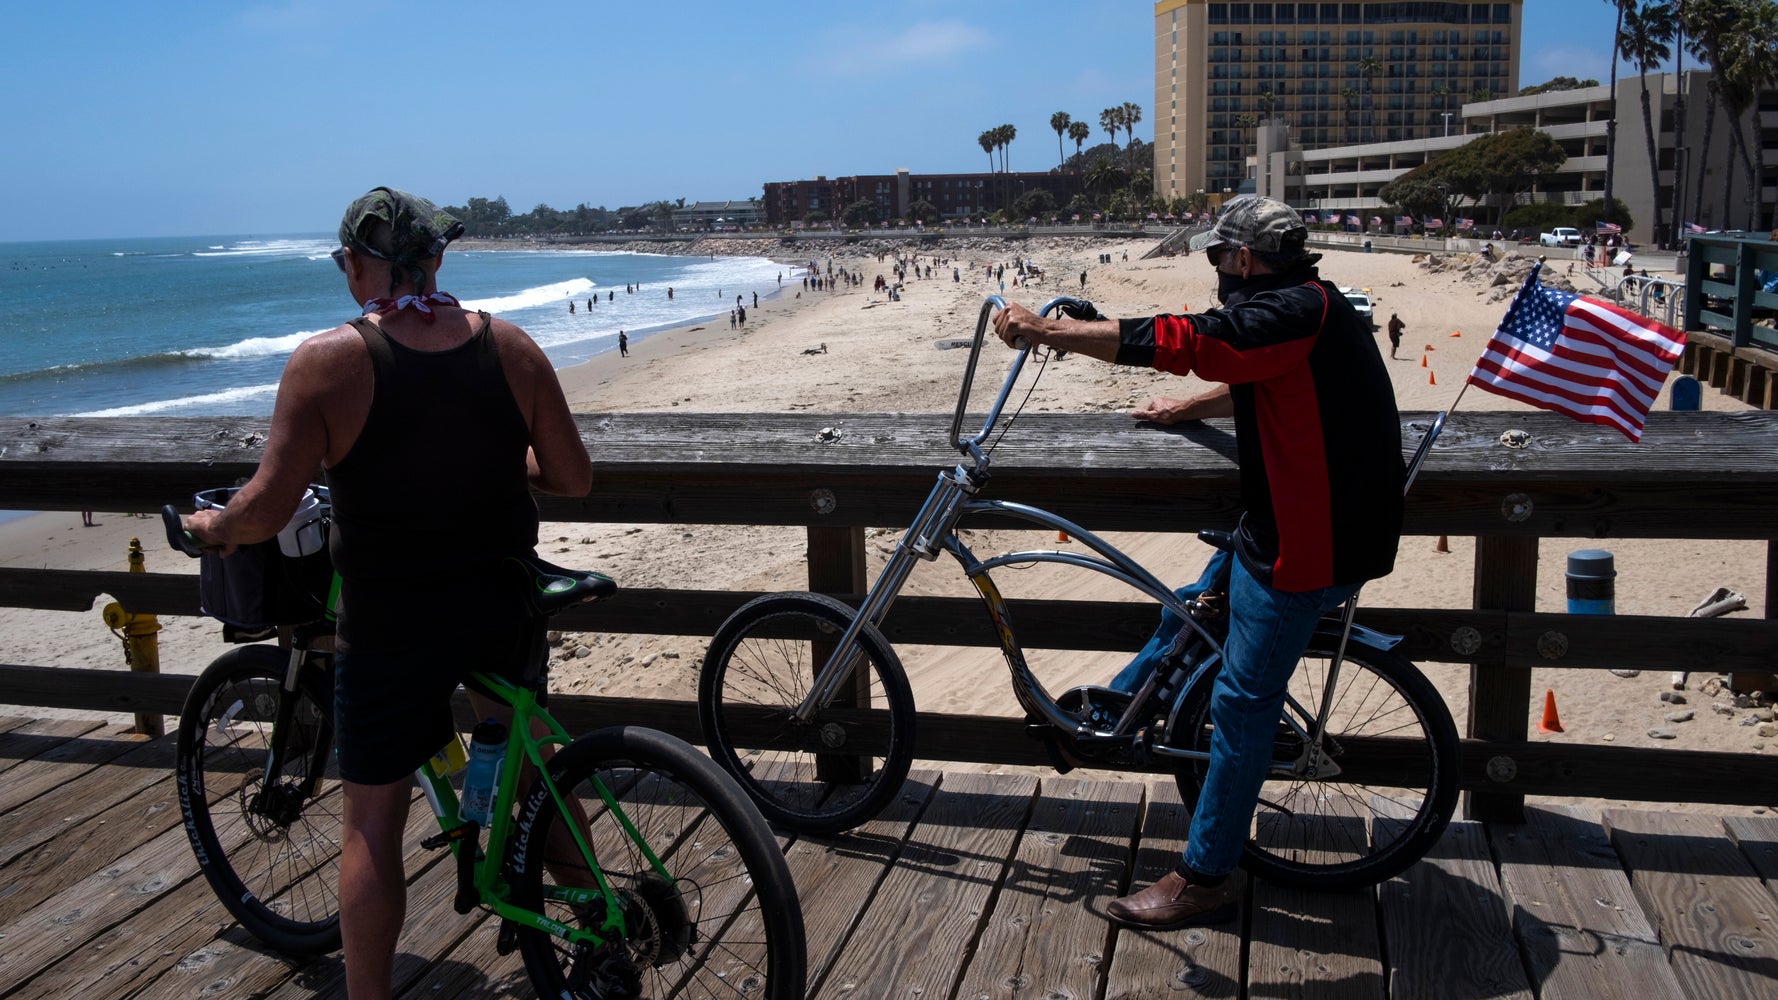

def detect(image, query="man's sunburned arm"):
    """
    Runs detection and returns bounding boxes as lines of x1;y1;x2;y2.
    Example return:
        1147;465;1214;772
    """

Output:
499;322;592;496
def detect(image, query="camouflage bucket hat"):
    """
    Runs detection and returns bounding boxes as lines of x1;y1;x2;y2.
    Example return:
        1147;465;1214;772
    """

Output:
338;187;465;263
1188;195;1309;257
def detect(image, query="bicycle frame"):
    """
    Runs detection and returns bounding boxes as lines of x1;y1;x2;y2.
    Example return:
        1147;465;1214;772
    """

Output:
410;671;665;947
792;294;1433;777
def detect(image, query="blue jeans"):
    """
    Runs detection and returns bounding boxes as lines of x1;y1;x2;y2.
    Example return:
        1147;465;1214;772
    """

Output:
1113;549;1360;878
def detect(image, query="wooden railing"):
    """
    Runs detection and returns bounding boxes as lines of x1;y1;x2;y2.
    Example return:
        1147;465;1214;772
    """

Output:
3;410;1777;821
1680;233;1778;410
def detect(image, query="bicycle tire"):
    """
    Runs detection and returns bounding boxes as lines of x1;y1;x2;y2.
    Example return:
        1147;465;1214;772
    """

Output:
175;644;343;955
1169;637;1460;891
513;725;806;1000
698;591;916;834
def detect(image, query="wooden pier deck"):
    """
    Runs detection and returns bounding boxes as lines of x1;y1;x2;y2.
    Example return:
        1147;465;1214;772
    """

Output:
1;716;1775;1000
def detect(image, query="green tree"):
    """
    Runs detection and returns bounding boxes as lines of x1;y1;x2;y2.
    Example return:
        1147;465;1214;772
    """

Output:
1085;157;1127;208
1358;55;1383;141
1618;2;1675;241
803;210;828;228
1572;197;1636;233
908;199;940;224
1700;0;1778;228
1381;127;1567;225
841;199;879;228
1067;120;1091;164
1601;0;1629;224
978;129;996;178
1099;106;1124;150
1340;86;1360;129
1518;76;1600;96
1066;193;1096;218
1050;111;1072;171
1012;187;1057;220
1121;101;1144;175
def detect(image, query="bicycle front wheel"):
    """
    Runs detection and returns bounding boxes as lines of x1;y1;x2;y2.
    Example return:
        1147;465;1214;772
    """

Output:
699;591;916;834
175;644;342;955
513;726;806;1000
1169;638;1460;891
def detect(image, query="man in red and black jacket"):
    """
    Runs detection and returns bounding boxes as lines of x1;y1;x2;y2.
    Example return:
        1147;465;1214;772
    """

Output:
993;195;1404;929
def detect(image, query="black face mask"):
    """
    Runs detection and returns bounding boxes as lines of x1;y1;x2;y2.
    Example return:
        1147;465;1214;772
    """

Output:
1216;268;1256;304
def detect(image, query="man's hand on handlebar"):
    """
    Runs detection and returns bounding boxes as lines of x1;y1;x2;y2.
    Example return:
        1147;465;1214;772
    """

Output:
991;302;1049;350
182;509;237;557
991;301;1123;363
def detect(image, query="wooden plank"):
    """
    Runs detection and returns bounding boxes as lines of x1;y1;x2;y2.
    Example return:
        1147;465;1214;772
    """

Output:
1103;781;1242;1000
1468;534;1536;822
1602;809;1778;1000
1376;808;1532;1000
812;771;1037;999
952;776;1142;1000
0;723;146;815
6;411;1778;538
1490;805;1686;1000
0;716;105;777
1245;791;1386;999
1722;815;1778;888
0;728;176;867
789;770;942;993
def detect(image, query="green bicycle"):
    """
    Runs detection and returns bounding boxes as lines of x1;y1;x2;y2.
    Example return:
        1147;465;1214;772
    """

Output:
162;494;805;998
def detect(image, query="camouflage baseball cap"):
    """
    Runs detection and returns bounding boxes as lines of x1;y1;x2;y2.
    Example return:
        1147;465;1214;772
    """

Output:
1188;195;1309;257
338;187;465;263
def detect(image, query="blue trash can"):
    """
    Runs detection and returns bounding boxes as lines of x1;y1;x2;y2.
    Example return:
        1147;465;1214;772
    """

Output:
1566;549;1615;615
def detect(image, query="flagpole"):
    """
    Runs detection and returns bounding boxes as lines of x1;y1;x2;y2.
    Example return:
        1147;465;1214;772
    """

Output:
1404;259;1545;494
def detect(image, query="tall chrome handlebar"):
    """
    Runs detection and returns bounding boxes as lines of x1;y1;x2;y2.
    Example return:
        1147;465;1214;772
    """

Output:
946;295;1096;463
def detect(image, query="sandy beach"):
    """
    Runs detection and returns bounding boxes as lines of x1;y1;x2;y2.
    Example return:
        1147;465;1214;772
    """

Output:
3;235;1769;815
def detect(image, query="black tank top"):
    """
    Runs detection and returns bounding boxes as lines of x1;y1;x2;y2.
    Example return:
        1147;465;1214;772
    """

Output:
326;314;537;635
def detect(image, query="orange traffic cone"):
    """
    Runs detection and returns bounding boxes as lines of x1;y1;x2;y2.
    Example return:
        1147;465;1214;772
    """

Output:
1449;330;1462;337
1428;370;1437;385
1537;689;1565;734
1057;531;1071;543
1421;355;1428;367
1434;535;1450;553
1424;344;1436;351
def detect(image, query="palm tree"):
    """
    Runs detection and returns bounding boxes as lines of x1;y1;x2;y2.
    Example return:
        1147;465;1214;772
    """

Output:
996;123;1017;210
1121;101;1144;175
1359;55;1383;141
978;129;996;178
1085;157;1126;209
1050;111;1072;171
1619;2;1675;242
1714;0;1778;228
1100;106;1124;151
1067;120;1091;165
1684;0;1776;229
1602;0;1629;225
1341;85;1360;130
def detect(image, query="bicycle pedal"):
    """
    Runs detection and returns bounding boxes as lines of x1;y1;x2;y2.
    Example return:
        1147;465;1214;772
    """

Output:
496;919;520;955
421;821;478;851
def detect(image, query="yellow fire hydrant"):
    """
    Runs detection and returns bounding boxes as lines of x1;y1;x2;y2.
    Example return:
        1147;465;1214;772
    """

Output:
101;537;163;737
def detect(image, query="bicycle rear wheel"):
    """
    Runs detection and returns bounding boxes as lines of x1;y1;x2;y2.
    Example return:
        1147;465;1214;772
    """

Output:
175;644;342;954
1169;638;1459;891
699;592;915;834
513;725;806;1000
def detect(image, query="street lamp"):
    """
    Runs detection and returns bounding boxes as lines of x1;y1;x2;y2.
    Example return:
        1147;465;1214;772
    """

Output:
1441;112;1453;138
1436;183;1450;237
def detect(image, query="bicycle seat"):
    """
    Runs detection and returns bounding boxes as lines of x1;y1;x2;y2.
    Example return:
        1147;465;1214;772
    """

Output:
505;554;618;615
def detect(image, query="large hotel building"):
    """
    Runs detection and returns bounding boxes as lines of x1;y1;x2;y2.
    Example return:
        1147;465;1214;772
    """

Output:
1153;1;1524;201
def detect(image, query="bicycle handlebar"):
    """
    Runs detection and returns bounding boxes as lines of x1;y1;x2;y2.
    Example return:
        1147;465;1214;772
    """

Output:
946;295;1099;458
161;505;208;558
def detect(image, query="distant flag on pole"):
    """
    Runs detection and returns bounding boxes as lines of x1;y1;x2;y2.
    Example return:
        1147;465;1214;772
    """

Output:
1396;215;1414;228
1456;217;1475;230
1424;217;1444;230
1303;212;1318;223
1346;214;1362;226
1370;215;1383;227
1595;221;1623;235
1467;263;1686;442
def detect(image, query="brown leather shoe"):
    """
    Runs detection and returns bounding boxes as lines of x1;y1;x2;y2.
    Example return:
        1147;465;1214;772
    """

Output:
1105;871;1238;930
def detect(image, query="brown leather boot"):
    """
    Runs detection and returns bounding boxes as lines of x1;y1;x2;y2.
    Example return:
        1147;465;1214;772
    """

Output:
1105;871;1238;930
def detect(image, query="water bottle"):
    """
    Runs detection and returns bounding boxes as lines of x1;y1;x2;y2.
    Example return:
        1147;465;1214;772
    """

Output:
459;718;508;826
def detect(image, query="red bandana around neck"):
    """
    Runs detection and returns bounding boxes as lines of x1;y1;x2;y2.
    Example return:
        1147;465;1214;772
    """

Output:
360;290;461;322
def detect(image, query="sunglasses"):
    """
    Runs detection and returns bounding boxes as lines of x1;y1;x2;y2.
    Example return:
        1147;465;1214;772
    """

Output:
330;247;348;272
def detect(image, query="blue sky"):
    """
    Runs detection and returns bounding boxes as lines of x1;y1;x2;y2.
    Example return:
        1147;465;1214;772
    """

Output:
2;1;1658;241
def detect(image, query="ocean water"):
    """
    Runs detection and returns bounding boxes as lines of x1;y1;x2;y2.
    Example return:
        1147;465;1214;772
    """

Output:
0;234;790;419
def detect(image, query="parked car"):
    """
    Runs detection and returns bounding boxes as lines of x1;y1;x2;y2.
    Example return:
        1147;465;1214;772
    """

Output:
1340;286;1375;329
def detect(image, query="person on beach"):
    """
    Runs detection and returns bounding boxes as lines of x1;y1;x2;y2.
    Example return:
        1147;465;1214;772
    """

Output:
177;187;591;1000
618;330;629;357
992;196;1402;931
1386;312;1404;359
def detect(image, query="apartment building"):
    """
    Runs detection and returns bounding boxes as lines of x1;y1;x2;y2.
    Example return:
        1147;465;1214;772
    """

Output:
1154;1;1524;202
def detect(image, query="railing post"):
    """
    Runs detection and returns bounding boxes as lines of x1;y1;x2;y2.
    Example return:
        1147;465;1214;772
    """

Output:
808;526;869;782
1466;535;1537;822
1733;538;1778;695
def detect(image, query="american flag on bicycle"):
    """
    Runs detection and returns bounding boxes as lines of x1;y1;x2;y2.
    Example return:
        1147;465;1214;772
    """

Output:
1467;263;1685;442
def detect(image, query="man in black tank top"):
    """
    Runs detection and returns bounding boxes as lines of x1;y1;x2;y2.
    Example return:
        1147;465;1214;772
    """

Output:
179;188;592;999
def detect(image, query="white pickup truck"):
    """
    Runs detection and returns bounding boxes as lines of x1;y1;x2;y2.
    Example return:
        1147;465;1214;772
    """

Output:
1539;227;1581;247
